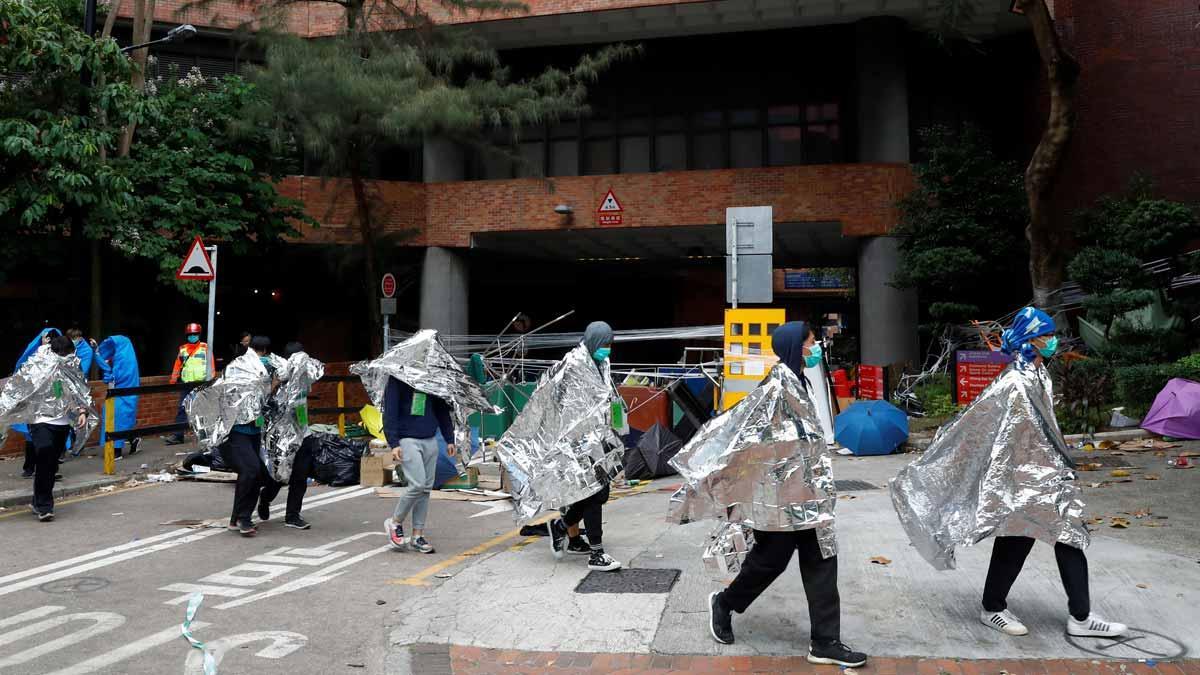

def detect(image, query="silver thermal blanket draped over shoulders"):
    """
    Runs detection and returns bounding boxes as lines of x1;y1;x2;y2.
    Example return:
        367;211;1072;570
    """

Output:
0;346;99;442
263;351;325;482
185;351;272;450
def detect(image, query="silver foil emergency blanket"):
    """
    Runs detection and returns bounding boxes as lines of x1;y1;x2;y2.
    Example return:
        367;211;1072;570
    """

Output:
185;352;272;450
0;345;98;442
350;329;495;453
493;344;625;523
667;364;837;574
889;361;1089;571
263;351;325;482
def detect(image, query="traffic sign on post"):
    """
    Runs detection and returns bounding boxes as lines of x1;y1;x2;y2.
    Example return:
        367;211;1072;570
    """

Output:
381;273;397;299
176;237;215;281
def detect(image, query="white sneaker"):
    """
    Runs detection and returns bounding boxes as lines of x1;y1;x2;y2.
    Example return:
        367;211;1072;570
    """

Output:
980;609;1029;636
1068;613;1127;638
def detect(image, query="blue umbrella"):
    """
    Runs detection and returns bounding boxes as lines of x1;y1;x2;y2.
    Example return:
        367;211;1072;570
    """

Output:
834;400;909;456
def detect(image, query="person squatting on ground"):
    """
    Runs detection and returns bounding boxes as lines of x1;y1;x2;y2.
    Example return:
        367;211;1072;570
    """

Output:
222;335;277;537
382;363;456;554
546;321;622;572
257;341;320;531
890;307;1127;639
697;322;866;668
166;323;211;445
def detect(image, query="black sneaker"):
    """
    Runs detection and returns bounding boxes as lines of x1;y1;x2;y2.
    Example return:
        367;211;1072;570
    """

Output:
238;519;257;537
409;536;435;554
34;510;55;522
128;438;141;456
708;591;734;644
21;470;33;479
587;549;622;571
258;500;271;522
566;538;591;555
807;641;867;667
162;435;185;446
547;518;567;560
284;517;311;530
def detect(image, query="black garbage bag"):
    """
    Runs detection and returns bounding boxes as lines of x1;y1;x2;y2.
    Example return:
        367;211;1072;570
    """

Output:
311;432;369;486
623;423;683;479
181;447;232;473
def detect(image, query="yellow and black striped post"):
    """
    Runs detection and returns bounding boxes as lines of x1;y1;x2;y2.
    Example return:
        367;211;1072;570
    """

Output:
337;381;346;437
103;396;116;476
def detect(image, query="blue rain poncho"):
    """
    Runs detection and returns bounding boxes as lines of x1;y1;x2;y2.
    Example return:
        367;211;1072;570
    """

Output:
95;336;140;450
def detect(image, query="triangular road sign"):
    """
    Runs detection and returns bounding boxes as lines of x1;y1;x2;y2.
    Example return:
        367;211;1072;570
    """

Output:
597;189;623;213
176;236;215;281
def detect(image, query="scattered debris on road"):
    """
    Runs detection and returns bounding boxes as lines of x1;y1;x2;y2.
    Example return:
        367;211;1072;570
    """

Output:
868;556;892;566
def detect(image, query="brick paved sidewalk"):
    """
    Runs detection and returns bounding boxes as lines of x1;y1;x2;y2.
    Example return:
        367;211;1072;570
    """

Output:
444;646;1198;674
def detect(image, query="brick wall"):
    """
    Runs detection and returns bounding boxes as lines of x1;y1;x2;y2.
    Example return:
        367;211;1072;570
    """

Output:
281;163;914;247
1;365;369;457
1049;0;1200;213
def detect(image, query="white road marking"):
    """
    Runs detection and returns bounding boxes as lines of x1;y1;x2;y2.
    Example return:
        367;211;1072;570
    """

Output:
201;563;297;587
215;545;392;609
469;500;514;518
0;611;124;669
0;486;373;598
43;621;212;675
184;631;307;674
159;584;252;605
0;606;62;630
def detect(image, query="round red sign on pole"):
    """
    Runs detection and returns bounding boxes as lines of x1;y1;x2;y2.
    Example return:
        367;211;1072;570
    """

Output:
381;273;397;298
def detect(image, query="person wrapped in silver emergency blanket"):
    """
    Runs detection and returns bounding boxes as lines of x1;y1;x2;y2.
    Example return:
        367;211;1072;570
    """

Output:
257;342;325;531
0;336;99;521
669;321;866;668
499;321;626;572
890;306;1128;640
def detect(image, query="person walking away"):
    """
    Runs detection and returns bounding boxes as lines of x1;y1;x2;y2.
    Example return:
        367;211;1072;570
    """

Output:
95;336;142;460
28;336;93;521
704;322;866;668
16;329;59;479
165;323;211;445
546;321;623;572
257;342;318;530
382;363;456;554
223;336;276;537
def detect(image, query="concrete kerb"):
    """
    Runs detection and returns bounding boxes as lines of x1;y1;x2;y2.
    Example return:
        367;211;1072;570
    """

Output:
0;475;126;510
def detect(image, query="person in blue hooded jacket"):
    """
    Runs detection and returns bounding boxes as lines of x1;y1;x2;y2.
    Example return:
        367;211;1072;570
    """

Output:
95;336;141;460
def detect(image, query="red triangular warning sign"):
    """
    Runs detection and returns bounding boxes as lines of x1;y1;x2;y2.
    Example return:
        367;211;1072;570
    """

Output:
597;189;623;213
176;236;215;281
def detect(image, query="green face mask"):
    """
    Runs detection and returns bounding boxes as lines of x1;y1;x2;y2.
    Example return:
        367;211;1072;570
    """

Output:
592;347;611;362
1038;336;1059;359
803;343;823;369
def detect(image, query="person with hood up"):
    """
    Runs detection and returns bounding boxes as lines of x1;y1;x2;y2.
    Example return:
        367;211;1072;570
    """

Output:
14;329;60;478
701;321;866;668
94;336;141;460
890;307;1127;639
545;321;624;572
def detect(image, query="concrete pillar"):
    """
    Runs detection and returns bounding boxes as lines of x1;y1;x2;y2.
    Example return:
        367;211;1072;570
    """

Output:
419;247;469;336
422;137;466;183
858;236;919;366
856;16;918;367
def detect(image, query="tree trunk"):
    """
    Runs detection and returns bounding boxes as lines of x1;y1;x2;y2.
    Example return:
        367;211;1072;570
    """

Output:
119;0;155;157
89;0;126;350
1017;0;1080;309
350;171;384;356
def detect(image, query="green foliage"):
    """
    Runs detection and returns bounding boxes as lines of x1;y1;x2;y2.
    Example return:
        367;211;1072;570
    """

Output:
893;125;1028;324
1050;357;1114;435
1074;175;1198;260
109;70;315;300
1176;352;1200;371
912;373;958;419
0;0;136;281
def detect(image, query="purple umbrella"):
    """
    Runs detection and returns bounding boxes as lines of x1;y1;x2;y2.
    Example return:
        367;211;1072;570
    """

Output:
1141;378;1200;440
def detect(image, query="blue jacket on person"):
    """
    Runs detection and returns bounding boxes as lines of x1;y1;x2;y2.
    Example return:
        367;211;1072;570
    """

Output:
11;328;63;441
382;377;454;449
96;336;140;450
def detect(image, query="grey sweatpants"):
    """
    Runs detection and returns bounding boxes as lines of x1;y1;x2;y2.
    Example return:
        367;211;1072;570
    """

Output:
390;437;440;531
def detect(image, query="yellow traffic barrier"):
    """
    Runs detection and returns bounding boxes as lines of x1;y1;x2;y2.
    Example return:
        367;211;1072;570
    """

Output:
722;307;785;410
337;381;346;436
103;396;116;476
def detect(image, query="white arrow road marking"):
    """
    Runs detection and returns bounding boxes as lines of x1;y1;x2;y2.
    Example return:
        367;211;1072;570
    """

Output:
469;500;514;519
184;631;307;674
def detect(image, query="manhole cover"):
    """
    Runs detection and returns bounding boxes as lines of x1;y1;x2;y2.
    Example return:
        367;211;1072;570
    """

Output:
574;568;680;594
1072;455;1133;468
835;479;878;492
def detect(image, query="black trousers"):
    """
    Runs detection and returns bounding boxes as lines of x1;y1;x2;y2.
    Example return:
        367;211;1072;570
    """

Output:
561;484;610;547
29;424;69;514
982;536;1090;621
224;432;265;524
720;529;841;644
171;391;189;440
258;436;316;521
22;439;35;474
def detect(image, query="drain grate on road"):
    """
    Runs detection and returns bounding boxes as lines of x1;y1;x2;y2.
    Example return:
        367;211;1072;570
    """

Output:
1071;455;1133;468
835;479;878;492
574;568;680;594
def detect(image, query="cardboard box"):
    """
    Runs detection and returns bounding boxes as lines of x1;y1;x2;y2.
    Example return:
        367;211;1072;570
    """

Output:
360;453;395;487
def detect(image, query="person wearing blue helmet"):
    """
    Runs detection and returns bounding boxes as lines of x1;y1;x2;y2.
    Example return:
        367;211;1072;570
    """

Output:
972;307;1128;639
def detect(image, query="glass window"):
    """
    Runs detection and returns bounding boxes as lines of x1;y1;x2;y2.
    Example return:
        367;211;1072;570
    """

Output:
766;323;780;336
656;114;686;133
620;116;650;134
584;139;616;175
748;342;762;355
767;126;803;166
729;323;744;336
730;108;759;126
730;129;762;168
551;120;579;138
749;324;762;336
516;141;544;177
619;136;650;174
693;132;723;170
730;361;743;375
586;119;615;137
550;139;579;176
480;149;513;180
655;134;686;172
693;110;722;129
729;343;744;355
767;104;801;124
804;124;839;164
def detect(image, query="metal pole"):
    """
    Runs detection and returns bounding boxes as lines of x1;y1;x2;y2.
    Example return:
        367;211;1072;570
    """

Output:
731;220;739;309
383;314;390;353
206;246;218;378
